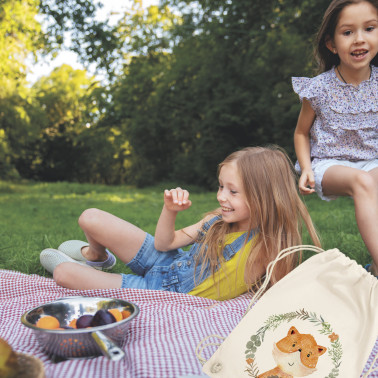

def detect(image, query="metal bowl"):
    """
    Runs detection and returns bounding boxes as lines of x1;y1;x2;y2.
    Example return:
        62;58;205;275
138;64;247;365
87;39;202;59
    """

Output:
21;296;139;361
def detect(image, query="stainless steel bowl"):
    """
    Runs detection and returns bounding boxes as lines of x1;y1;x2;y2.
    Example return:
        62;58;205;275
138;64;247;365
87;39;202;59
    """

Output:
21;296;139;361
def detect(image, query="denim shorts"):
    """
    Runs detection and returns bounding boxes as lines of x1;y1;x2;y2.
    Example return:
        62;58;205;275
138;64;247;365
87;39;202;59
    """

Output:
312;158;378;201
120;233;199;292
120;217;253;293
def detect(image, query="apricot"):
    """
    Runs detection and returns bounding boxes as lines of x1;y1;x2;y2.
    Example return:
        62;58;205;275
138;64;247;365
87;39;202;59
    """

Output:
108;309;123;322
121;310;132;319
68;318;77;329
36;315;60;329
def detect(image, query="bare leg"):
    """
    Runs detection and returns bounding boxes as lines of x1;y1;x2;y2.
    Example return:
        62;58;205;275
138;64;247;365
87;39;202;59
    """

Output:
322;166;378;275
54;262;123;289
77;208;147;264
53;208;148;289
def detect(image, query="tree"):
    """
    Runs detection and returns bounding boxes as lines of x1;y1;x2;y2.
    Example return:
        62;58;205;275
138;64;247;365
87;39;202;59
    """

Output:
1;0;335;186
0;0;43;87
15;65;102;181
0;0;106;179
114;0;332;187
0;0;44;178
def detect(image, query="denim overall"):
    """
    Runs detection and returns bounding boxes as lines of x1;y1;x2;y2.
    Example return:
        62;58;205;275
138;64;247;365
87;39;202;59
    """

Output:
122;216;257;293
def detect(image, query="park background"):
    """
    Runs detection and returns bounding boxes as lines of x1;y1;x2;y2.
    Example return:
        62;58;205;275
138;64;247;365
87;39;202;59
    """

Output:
2;0;333;187
0;0;370;274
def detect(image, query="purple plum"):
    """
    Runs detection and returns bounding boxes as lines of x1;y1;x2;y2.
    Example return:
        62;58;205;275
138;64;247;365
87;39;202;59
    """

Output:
76;314;94;328
91;309;116;327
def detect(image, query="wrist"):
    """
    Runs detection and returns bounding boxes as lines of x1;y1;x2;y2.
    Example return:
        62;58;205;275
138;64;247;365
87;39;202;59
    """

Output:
163;204;178;214
301;166;313;173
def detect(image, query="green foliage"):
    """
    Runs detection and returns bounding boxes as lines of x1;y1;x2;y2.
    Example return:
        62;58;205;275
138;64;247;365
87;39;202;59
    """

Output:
0;0;43;86
111;52;177;186
0;0;344;187
14;65;104;182
106;0;334;187
37;0;104;57
0;0;46;178
118;3;177;52
0;0;116;180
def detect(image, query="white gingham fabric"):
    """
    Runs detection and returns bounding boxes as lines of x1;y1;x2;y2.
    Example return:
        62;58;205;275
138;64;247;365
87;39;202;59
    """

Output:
0;269;377;378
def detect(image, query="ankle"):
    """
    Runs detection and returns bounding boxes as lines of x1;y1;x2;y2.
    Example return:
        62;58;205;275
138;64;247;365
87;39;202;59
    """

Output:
371;263;378;276
81;246;107;262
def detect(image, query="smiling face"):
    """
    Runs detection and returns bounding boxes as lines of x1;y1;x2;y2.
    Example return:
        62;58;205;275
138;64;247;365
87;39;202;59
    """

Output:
217;161;251;232
326;1;378;77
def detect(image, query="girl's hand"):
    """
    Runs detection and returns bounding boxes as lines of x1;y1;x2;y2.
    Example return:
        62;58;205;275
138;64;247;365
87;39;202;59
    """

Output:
164;187;192;212
298;170;315;195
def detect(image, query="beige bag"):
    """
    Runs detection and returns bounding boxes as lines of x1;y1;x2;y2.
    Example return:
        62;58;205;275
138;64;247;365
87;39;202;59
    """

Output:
198;246;378;378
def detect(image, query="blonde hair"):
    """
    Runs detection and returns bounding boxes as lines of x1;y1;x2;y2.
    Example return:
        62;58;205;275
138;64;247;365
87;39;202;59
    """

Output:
196;145;321;292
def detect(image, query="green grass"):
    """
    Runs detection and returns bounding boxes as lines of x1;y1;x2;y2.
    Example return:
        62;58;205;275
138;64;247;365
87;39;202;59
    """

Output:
0;180;371;277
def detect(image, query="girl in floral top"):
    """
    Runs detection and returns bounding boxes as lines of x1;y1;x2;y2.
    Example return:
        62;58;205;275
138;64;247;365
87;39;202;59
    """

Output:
293;0;378;276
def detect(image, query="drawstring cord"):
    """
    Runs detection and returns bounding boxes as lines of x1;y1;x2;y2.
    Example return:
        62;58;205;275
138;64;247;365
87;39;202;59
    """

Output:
196;334;226;365
245;245;324;312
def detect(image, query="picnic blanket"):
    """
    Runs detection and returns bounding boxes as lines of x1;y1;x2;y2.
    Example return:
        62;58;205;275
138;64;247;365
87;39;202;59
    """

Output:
0;269;377;377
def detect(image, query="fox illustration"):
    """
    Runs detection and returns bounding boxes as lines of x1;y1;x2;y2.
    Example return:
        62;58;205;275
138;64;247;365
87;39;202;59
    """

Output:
257;326;327;378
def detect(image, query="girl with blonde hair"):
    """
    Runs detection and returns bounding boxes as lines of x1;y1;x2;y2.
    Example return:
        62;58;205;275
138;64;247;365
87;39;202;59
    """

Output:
40;145;320;300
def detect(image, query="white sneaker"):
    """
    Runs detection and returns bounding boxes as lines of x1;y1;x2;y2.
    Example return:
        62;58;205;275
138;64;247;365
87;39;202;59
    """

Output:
57;240;117;270
57;240;89;261
40;248;87;274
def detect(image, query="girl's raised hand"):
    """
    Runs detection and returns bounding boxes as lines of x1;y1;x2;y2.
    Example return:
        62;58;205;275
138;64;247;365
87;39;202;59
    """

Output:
298;170;315;195
164;187;192;212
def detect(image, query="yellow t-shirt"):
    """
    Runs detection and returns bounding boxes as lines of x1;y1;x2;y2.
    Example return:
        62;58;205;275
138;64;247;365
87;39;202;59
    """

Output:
188;232;258;301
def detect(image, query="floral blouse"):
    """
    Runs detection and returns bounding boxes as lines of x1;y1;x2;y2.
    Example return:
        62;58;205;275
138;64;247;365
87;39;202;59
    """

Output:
292;65;377;162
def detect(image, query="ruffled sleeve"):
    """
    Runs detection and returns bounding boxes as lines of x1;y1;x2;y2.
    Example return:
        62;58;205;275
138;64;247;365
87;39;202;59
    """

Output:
292;76;322;112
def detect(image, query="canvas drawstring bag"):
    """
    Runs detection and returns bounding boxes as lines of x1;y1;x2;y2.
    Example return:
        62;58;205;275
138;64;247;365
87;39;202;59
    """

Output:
197;246;378;377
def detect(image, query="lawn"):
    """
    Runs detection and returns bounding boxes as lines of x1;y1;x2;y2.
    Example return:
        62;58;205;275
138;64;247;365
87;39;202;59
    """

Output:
0;180;370;277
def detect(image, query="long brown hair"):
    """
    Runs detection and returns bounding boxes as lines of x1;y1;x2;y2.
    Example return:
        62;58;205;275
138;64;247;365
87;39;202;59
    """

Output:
196;146;321;291
315;0;378;72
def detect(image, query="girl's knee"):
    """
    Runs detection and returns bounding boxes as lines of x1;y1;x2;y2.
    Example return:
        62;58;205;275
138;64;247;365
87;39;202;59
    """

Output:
352;171;376;197
78;208;102;230
53;263;71;287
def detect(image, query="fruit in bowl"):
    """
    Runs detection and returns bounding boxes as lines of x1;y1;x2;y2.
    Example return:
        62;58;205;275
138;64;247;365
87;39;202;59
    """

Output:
21;296;140;361
33;308;130;330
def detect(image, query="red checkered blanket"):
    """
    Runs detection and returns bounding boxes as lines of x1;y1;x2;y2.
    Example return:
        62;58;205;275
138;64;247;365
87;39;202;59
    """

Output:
1;269;377;377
